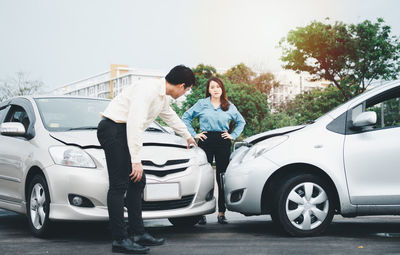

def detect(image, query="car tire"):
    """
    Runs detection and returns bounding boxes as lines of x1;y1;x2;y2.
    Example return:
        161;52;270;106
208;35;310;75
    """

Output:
26;174;52;237
168;216;202;228
271;173;335;237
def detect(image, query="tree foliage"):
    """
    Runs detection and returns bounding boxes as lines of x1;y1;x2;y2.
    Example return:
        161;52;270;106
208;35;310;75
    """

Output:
223;63;280;95
252;72;280;95
348;19;400;94
224;80;270;137
0;72;44;102
192;64;218;83
223;63;255;85
279;85;346;124
279;18;400;99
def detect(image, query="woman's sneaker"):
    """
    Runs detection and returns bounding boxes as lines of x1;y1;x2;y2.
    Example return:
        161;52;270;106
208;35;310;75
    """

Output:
217;215;228;224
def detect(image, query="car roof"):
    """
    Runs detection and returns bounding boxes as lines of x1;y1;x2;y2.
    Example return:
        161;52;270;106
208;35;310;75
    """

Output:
1;95;110;105
32;95;110;101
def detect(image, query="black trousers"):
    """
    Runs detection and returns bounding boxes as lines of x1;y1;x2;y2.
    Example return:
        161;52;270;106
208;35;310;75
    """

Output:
198;131;231;213
97;118;146;240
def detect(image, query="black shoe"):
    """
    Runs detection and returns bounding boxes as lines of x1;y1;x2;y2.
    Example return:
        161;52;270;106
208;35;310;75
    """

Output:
112;238;149;254
132;232;165;246
217;215;228;224
198;215;207;225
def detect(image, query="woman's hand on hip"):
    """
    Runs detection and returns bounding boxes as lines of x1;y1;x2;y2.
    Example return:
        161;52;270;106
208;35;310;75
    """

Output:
222;131;233;140
130;162;143;182
195;131;208;141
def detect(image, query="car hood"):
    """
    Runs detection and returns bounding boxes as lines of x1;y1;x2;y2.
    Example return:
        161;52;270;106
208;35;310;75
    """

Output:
50;130;188;149
243;125;306;144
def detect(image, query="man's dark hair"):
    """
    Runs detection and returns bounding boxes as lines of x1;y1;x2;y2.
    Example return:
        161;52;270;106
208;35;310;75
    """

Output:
165;65;196;88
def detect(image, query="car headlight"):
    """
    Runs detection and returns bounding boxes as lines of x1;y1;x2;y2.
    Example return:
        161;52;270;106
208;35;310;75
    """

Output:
241;135;288;163
49;146;96;168
194;147;209;166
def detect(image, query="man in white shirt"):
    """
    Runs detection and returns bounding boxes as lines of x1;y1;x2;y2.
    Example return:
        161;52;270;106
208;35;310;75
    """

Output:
97;65;197;254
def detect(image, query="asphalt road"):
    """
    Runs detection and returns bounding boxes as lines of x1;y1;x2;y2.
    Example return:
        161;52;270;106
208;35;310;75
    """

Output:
1;208;400;255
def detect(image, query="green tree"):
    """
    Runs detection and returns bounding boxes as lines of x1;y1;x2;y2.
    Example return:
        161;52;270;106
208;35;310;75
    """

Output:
224;80;270;137
224;63;255;85
279;85;346;124
0;72;44;102
252;72;280;95
224;63;280;95
264;112;298;130
192;64;218;83
348;19;400;95
279;18;400;99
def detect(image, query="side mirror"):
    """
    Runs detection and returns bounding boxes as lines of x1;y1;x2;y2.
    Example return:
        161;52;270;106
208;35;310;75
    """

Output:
353;111;377;128
0;122;26;136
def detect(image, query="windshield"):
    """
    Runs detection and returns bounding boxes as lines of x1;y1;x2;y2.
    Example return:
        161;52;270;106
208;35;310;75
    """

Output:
35;98;110;131
35;97;167;133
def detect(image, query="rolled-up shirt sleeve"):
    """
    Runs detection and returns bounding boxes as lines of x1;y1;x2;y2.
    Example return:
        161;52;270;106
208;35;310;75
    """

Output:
230;104;246;140
159;99;192;140
126;87;155;163
182;101;202;138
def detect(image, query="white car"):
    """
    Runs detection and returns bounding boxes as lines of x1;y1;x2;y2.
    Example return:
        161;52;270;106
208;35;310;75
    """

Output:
0;96;215;237
224;81;400;236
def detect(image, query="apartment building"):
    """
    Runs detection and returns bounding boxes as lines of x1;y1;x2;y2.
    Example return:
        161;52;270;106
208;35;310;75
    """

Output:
51;64;165;99
269;79;330;110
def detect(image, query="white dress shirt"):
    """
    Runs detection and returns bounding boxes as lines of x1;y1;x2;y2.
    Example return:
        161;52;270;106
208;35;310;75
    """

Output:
101;78;192;163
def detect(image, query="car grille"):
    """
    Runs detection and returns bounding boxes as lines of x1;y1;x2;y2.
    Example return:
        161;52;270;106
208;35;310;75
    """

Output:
141;195;195;211
142;159;190;177
144;167;187;177
142;159;189;167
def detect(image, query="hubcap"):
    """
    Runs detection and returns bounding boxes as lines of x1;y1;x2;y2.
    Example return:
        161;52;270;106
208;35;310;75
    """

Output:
285;182;329;231
30;183;46;230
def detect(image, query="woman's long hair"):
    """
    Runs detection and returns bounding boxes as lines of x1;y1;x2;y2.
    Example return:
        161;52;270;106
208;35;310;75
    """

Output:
205;77;230;111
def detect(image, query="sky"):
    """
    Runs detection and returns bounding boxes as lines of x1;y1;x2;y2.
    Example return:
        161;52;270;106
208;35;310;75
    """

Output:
1;0;400;92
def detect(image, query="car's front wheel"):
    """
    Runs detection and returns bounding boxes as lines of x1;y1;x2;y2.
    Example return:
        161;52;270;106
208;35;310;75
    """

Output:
168;216;202;228
271;173;335;237
26;174;52;237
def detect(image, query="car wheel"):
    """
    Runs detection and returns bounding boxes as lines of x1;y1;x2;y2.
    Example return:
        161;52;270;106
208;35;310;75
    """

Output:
26;175;52;237
271;173;334;237
168;216;202;228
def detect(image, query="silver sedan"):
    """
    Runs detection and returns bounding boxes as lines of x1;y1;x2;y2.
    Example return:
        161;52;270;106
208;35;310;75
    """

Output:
0;96;215;237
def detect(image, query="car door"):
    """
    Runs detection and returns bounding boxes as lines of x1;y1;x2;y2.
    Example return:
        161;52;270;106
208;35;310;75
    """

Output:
0;100;35;204
344;86;400;205
0;103;12;202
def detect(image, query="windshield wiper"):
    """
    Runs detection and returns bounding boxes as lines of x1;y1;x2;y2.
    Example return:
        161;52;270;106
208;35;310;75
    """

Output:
65;126;98;131
145;127;163;132
303;120;315;124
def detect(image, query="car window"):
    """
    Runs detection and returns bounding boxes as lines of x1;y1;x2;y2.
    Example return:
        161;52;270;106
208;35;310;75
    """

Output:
366;96;400;129
4;105;30;130
351;87;400;130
